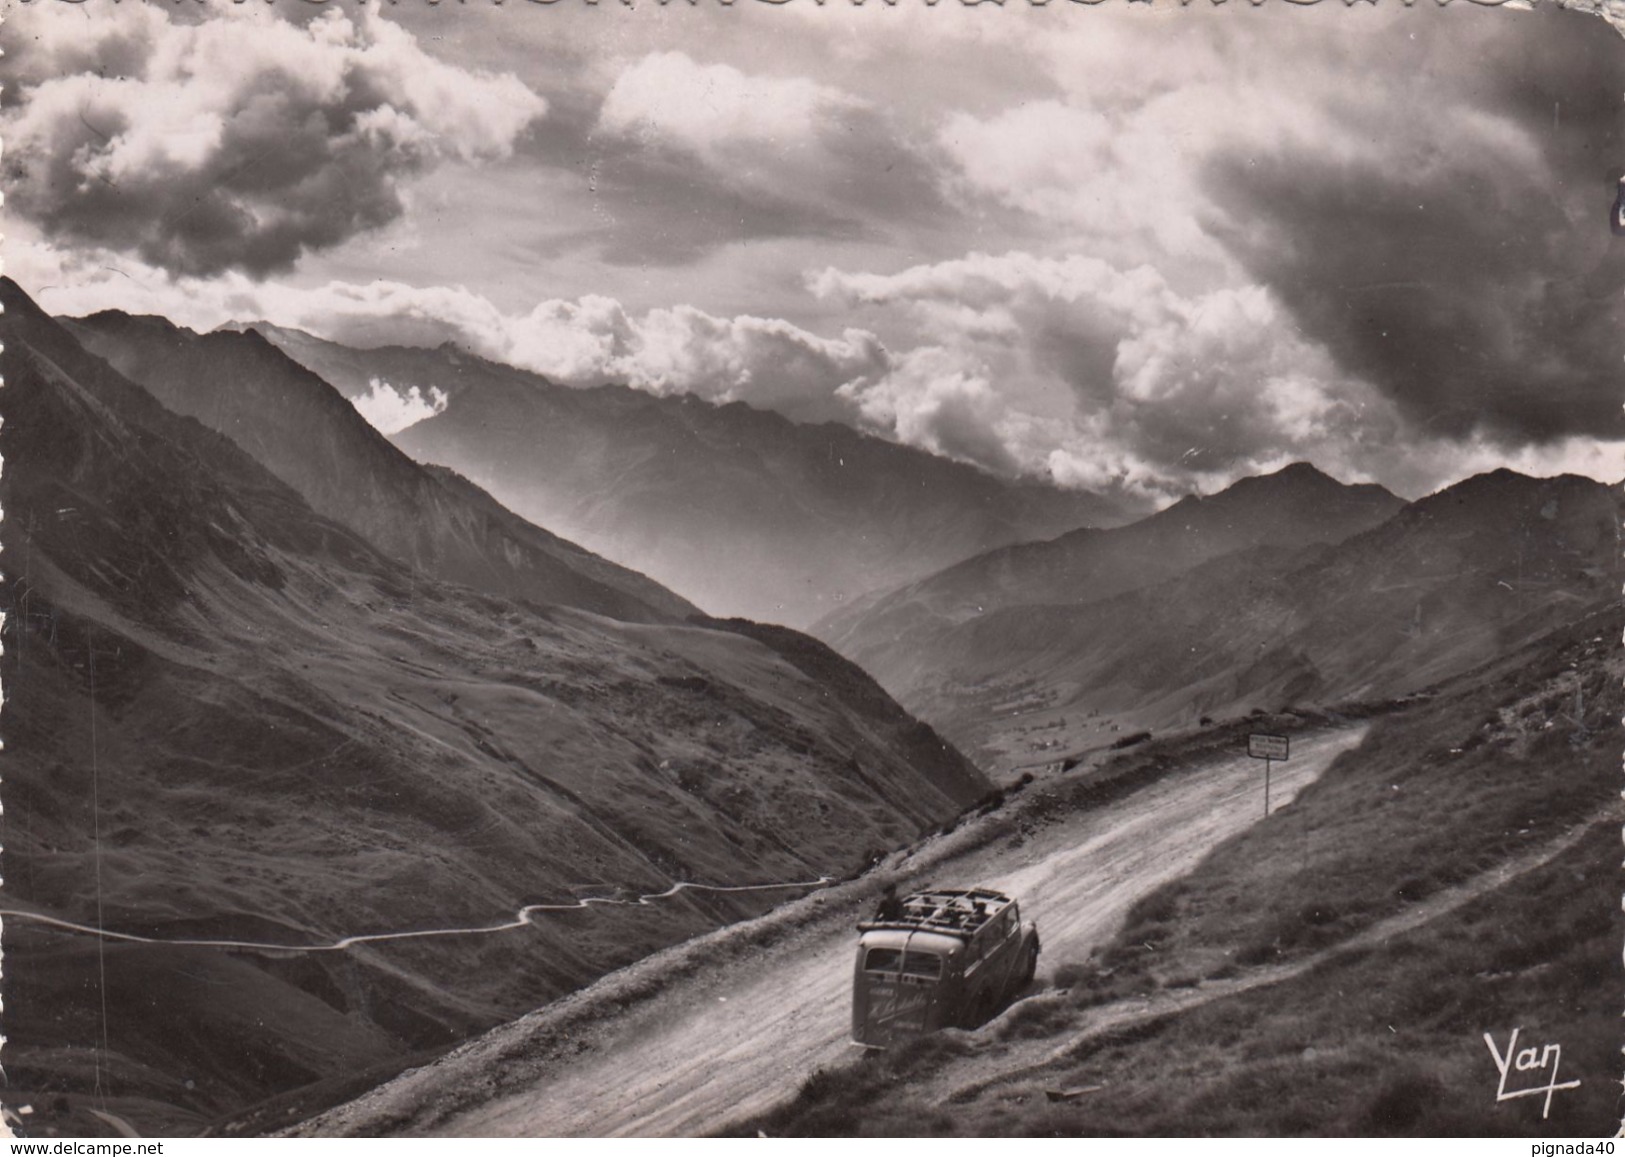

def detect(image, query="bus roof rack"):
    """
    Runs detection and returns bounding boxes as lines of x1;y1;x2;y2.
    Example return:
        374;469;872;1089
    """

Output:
857;886;1014;937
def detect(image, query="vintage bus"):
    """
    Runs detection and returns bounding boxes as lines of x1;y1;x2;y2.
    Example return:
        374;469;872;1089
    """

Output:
851;887;1039;1049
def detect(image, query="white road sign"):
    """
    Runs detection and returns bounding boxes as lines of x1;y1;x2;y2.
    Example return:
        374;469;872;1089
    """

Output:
1248;733;1289;760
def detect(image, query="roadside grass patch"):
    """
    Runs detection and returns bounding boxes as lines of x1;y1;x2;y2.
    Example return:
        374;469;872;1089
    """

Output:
999;997;1078;1041
1077;607;1618;1000
892;819;1613;1136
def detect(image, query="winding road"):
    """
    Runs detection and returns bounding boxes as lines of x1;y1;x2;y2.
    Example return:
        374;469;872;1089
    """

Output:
303;725;1368;1138
0;878;834;954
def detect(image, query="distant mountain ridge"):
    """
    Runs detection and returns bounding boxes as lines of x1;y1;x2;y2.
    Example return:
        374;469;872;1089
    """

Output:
67;309;693;624
831;462;1618;767
2;279;988;1134
815;462;1406;690
226;321;1146;627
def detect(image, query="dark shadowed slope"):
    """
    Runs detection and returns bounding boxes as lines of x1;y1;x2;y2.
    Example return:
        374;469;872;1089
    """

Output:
0;280;988;1137
66;308;691;624
228;323;1145;627
895;469;1618;764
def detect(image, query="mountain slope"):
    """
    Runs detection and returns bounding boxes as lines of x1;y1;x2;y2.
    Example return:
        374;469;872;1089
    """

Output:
230;323;1144;627
65;309;692;624
749;603;1621;1137
815;462;1403;675
894;469;1618;764
1;280;988;1136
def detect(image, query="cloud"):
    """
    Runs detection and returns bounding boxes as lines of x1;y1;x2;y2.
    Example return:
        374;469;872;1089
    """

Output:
813;250;1404;495
927;16;1349;280
922;5;1624;457
16;4;1620;503
599;52;861;156
1;6;545;277
569;143;860;267
350;378;449;436
259;278;519;353
602;307;889;422
578;50;949;265
1202;7;1625;450
938;99;1223;268
836;346;1024;475
884;6;1625;490
295;282;891;423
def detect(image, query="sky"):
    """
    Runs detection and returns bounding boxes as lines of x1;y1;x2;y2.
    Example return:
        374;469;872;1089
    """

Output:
4;0;1622;501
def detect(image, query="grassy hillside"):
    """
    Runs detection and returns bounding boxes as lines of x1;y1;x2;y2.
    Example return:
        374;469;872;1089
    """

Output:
747;602;1620;1136
66;306;693;623
816;462;1401;672
0;283;988;1137
884;471;1618;770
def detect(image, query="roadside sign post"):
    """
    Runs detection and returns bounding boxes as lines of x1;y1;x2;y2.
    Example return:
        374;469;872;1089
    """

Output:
1247;733;1290;816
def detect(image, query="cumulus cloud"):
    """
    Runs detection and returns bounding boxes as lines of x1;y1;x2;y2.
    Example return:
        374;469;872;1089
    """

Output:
837;346;1024;475
814;250;1403;496
613;308;888;421
301;284;890;423
599;52;861;156
350;378;449;436
1;5;545;277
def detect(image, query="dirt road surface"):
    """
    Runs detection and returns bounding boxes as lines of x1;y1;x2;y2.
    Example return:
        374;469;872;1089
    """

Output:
299;726;1366;1138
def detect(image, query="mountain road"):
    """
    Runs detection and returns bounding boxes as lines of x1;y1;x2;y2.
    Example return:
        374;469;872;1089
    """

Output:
300;725;1367;1138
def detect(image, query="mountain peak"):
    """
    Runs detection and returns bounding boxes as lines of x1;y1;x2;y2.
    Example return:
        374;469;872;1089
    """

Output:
1;275;47;319
1415;466;1614;521
1195;461;1402;518
1232;461;1343;494
1270;460;1336;483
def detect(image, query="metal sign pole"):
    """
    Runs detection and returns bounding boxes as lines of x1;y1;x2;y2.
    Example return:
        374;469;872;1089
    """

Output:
1248;733;1287;817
